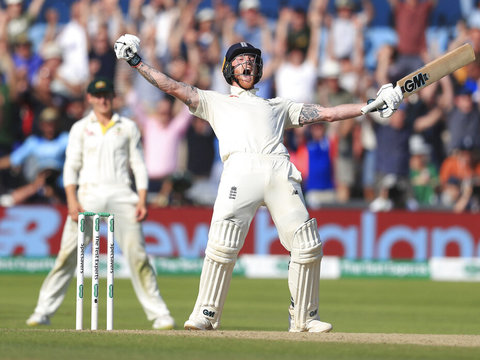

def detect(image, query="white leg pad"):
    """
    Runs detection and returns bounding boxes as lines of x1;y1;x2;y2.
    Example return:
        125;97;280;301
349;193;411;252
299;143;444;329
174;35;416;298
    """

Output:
187;220;244;330
288;218;324;332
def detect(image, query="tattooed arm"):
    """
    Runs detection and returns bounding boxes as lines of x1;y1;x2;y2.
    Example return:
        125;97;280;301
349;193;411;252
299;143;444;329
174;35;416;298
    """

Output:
135;61;200;112
299;103;364;125
115;34;199;110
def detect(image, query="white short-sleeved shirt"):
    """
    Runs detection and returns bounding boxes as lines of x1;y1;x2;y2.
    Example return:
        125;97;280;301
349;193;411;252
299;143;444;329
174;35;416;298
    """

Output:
191;86;303;162
275;60;318;104
63;111;148;190
57;21;89;85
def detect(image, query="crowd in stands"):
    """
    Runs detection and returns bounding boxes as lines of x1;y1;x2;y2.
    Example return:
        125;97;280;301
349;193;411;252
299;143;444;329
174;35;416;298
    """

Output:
1;0;480;213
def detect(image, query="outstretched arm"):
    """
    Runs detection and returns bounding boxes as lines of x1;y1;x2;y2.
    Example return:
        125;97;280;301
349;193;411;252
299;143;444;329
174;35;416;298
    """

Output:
299;81;404;125
299;103;363;125
115;34;200;111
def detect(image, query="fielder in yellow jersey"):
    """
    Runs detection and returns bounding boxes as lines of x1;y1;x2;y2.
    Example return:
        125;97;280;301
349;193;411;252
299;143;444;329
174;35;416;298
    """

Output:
115;34;402;332
26;77;175;330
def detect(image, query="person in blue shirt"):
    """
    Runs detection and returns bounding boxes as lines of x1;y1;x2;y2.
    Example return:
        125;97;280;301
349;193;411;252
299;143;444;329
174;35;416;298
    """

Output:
0;107;68;206
11;33;43;86
305;122;336;209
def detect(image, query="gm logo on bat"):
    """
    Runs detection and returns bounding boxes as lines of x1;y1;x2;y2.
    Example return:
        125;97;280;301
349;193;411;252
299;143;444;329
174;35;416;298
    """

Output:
401;72;430;93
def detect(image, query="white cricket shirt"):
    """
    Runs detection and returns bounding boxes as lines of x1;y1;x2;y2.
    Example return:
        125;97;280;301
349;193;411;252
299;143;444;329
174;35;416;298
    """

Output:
63;111;148;190
192;86;303;162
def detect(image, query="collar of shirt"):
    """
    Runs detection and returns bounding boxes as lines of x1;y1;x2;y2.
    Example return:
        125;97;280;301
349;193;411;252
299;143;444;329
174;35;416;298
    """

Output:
87;110;120;123
230;85;259;97
87;110;120;134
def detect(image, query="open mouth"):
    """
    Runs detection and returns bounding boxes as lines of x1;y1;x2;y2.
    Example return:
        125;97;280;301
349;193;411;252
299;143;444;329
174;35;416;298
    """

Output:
242;68;252;75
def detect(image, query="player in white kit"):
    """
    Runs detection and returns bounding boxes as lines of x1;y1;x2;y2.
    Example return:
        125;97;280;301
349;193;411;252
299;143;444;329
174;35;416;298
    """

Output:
26;77;175;330
114;34;402;332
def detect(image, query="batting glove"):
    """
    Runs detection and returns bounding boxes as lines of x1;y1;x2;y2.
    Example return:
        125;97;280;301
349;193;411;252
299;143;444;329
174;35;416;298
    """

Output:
114;34;142;67
375;83;403;118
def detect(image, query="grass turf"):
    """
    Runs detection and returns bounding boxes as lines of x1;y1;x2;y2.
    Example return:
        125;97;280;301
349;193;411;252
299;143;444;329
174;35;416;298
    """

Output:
0;275;479;359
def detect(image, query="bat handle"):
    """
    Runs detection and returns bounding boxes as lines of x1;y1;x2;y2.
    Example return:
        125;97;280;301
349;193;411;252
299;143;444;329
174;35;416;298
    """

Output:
360;97;386;115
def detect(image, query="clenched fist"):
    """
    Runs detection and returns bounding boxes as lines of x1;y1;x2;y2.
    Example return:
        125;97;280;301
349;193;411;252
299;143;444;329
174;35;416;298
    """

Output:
114;34;142;67
360;83;404;118
375;84;403;118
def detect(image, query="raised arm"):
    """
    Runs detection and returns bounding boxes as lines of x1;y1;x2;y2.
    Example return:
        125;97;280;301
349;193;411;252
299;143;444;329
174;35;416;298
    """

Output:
135;61;199;110
114;34;200;111
27;0;46;20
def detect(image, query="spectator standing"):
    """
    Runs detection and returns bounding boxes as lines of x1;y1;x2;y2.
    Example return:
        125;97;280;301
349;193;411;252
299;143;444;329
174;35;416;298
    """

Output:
29;7;60;53
305;122;336;209
3;0;45;43
288;127;310;187
25;62;67;136
88;24;117;81
409;134;439;207
0;35;21;151
317;58;357;203
388;0;437;75
55;1;90;98
186;116;216;179
86;0;126;41
229;0;275;98
234;0;267;49
195;7;220;65
411;75;453;170
39;40;63;75
325;0;373;64
0;107;68;206
444;85;480;154
192;7;221;91
359;113;377;202
11;33;42;85
283;6;311;55
184;116;218;206
0;37;22;194
274;6;322;104
369;101;414;211
128;94;192;206
62;95;87;132
439;138;480;212
130;0;180;64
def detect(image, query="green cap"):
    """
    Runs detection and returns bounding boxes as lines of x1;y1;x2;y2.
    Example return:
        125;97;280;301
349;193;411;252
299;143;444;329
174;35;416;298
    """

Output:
87;77;114;95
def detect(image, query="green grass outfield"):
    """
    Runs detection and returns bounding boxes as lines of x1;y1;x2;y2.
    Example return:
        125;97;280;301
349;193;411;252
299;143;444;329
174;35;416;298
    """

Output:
1;274;479;359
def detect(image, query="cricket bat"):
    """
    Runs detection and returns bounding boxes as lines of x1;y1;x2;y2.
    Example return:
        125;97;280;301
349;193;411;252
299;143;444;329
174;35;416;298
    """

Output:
361;43;476;114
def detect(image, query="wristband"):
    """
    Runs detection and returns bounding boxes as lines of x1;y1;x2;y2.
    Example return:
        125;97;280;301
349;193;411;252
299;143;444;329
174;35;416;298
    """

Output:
127;54;142;67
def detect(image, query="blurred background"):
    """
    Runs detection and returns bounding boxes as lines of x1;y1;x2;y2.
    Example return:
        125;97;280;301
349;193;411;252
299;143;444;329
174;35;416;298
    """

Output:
1;1;480;276
1;0;480;213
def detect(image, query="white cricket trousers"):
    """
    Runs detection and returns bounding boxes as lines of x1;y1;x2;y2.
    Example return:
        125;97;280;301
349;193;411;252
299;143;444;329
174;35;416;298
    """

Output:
212;153;310;246
31;184;171;321
187;153;315;328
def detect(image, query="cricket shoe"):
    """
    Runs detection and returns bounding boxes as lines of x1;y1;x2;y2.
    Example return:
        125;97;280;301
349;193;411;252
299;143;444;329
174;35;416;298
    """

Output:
184;317;213;330
288;318;333;333
305;319;333;333
26;313;50;326
288;307;332;333
152;315;175;330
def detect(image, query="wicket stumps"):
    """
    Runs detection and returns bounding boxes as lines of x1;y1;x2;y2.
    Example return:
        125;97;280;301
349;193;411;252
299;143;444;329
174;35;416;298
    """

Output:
76;212;114;331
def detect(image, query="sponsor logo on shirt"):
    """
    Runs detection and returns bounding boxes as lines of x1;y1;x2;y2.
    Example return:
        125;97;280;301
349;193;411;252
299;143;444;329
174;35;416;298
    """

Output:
229;186;237;199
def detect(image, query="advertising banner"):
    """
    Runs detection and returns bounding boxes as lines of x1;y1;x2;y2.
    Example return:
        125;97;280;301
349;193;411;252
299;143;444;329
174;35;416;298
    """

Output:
1;205;480;260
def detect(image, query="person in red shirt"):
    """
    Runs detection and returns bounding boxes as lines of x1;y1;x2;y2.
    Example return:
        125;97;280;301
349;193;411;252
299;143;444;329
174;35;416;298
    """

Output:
388;0;437;75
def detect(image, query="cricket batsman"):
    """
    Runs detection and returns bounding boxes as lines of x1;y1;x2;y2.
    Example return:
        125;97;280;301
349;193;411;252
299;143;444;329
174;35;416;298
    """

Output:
114;34;402;332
